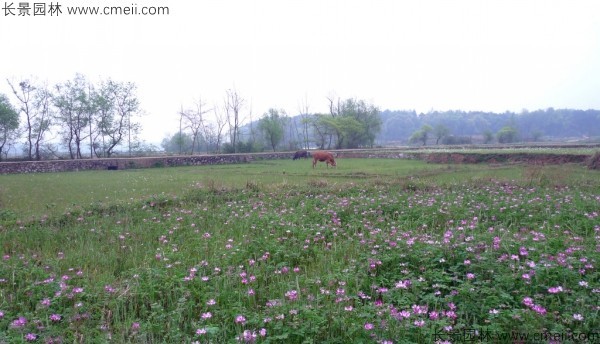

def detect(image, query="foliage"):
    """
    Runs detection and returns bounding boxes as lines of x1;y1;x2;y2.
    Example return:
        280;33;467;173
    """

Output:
496;126;519;143
311;98;382;149
409;124;433;145
433;123;450;144
0;93;20;161
258;109;286;151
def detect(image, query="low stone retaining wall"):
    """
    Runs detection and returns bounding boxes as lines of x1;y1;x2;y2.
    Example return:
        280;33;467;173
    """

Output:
0;152;291;174
0;150;592;174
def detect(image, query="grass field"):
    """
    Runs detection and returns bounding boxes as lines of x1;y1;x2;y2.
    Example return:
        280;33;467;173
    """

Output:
0;158;599;343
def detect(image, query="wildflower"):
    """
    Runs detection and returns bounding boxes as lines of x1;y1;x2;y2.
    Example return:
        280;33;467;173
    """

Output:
201;312;212;320
285;289;298;301
531;304;547;315
522;297;534;307
206;299;216;306
395;279;411;289
41;298;51;307
466;273;475;280
489;309;499;314
548;286;563;294
345;306;353;311
131;322;140;330
579;281;588;287
235;315;246;324
239;330;257;342
414;319;425;327
364;323;374;330
196;328;207;335
11;316;27;328
24;333;38;342
0;310;3;319
50;314;62;322
445;310;457;319
519;247;528;256
573;314;584;321
259;328;267;336
429;311;439;320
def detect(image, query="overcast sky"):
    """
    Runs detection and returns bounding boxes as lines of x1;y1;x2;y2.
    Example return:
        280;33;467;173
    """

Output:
2;0;599;144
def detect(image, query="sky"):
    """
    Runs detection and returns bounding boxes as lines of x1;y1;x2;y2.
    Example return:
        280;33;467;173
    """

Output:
1;0;600;144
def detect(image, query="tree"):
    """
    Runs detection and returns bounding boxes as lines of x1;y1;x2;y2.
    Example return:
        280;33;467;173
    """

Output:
409;124;433;145
482;130;494;144
496;126;518;143
53;74;92;159
161;132;194;153
6;78;52;160
208;103;228;153
323;97;382;149
433;123;450;144
258;108;286;151
92;80;140;157
0;94;19;161
298;96;311;149
224;88;245;153
180;97;210;155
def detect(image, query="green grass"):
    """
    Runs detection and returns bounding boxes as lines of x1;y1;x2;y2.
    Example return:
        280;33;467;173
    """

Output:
0;158;599;343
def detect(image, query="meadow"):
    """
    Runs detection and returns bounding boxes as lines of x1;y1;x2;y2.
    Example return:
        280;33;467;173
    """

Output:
0;158;599;343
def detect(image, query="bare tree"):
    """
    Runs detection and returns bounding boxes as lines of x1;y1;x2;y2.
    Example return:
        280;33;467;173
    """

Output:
210;103;228;153
181;97;210;155
224;88;245;153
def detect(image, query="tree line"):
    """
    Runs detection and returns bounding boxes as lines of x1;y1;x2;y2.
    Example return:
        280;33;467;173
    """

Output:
380;109;600;145
161;92;382;155
3;74;600;161
1;74;142;161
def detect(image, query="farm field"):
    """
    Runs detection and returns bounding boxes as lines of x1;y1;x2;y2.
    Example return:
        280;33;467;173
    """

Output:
0;158;599;343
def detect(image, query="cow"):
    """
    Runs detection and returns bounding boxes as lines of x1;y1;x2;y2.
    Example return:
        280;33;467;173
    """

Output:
312;151;336;168
292;150;309;160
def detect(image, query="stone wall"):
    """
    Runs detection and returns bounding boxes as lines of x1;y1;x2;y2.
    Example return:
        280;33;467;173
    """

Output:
0;149;590;174
0;152;292;174
0;150;423;175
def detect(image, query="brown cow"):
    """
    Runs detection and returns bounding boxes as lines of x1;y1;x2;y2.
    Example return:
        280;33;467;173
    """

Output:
312;151;336;168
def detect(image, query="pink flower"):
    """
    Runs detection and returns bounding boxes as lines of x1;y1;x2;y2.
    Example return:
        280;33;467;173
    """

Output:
196;328;207;335
573;314;584;321
522;297;534;307
285;289;298;301
25;333;38;342
235;315;246;324
519;246;528;256
414;319;425;327
548;286;563;294
466;273;475;280
50;314;62;322
364;323;374;330
11;316;27;328
532;304;547;315
201;312;212;320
